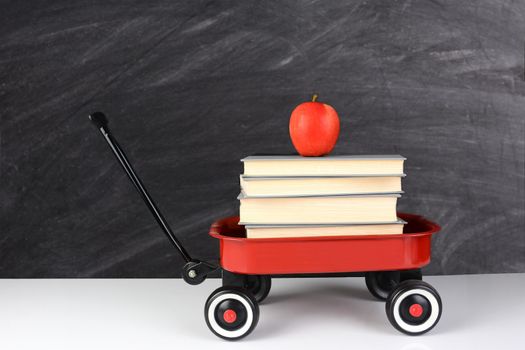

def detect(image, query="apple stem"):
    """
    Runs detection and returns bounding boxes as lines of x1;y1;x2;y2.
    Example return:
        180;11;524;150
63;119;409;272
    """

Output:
312;94;319;102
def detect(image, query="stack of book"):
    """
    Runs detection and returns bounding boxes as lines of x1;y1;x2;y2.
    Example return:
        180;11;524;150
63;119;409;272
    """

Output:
238;155;406;238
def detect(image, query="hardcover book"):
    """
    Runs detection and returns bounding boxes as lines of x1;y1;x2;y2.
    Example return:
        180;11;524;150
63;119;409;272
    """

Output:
239;193;400;225
244;220;406;238
242;155;405;176
240;175;403;197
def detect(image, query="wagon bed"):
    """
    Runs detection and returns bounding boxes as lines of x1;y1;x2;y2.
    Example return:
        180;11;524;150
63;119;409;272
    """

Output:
210;213;440;275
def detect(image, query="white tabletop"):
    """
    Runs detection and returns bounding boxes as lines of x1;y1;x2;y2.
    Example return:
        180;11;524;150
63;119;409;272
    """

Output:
1;273;523;350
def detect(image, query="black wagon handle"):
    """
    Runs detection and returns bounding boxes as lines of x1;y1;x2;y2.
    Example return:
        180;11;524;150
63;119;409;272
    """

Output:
89;112;217;284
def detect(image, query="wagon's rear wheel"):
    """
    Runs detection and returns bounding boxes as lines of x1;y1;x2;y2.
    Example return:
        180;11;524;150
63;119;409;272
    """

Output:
366;270;422;300
205;286;259;340
386;280;442;335
245;275;271;303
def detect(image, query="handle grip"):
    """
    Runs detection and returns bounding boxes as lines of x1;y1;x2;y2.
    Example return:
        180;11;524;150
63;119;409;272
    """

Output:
89;112;109;130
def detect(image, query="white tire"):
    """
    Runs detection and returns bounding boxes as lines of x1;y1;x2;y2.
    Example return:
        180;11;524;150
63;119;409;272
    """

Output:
204;287;259;340
386;280;442;335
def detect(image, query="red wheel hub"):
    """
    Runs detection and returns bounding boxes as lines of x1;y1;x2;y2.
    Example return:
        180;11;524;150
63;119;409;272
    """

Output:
223;309;237;323
409;303;424;318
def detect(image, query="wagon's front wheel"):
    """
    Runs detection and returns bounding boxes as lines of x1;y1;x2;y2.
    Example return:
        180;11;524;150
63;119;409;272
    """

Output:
386;280;442;335
205;286;259;340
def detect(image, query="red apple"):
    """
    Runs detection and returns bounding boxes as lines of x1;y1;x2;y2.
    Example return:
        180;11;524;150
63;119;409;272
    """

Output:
289;94;340;156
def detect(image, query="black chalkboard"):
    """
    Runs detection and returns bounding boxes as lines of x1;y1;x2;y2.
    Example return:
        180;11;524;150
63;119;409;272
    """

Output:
1;0;524;277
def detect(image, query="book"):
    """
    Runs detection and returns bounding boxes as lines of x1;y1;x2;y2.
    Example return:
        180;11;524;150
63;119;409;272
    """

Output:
238;193;400;224
240;175;404;197
245;220;406;238
241;155;405;177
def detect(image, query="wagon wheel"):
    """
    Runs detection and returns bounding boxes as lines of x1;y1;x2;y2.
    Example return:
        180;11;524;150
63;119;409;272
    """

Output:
205;286;259;340
366;270;422;300
245;275;272;303
386;280;442;335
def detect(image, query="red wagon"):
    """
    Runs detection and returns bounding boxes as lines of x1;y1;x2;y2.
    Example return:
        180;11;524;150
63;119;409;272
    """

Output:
90;112;443;340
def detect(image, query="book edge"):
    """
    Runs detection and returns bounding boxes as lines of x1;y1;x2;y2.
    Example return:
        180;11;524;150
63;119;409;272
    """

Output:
241;174;407;180
244;219;407;228
241;155;407;161
237;192;403;199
